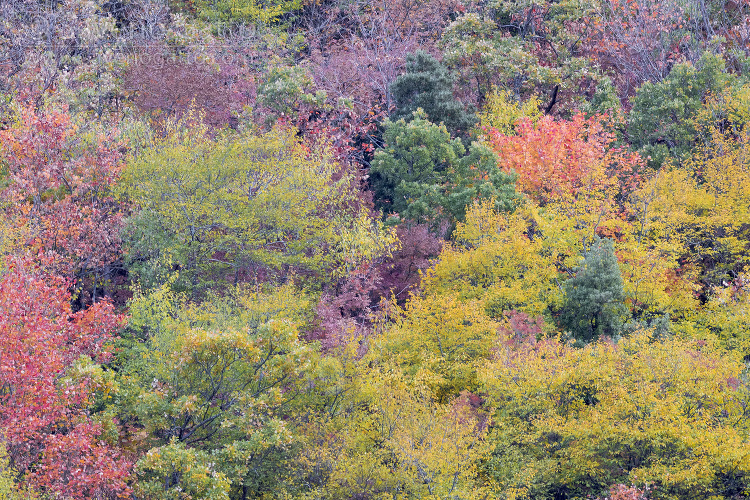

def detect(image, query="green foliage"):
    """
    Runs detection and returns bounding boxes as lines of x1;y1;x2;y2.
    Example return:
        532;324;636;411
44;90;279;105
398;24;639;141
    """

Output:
628;52;734;168
560;237;629;344
135;442;231;500
117;283;316;497
120;113;386;294
582;77;623;124
257;59;327;119
390;51;477;138
370;110;518;230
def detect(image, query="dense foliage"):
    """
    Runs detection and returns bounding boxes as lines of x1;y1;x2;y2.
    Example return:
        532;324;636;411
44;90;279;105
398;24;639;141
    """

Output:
1;0;750;499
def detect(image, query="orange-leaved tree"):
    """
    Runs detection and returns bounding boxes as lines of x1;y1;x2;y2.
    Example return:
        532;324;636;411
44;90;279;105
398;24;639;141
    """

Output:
484;113;643;213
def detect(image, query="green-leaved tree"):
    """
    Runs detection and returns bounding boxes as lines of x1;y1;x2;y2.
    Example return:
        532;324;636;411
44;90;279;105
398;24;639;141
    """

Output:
390;51;477;138
369;109;518;231
628;52;734;168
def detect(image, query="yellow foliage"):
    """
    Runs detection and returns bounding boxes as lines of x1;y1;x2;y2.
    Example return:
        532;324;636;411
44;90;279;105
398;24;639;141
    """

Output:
293;369;491;499
478;88;543;136
479;331;750;499
120;111;392;292
630;123;750;328
372;291;503;398
0;444;38;499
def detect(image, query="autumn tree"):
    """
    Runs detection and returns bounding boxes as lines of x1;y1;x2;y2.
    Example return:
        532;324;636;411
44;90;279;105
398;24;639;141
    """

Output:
480;331;750;499
116;282;316;498
0;257;131;498
0;106;126;304
124;48;240;129
627;89;750;307
592;0;749;95
306;0;457;114
485;112;643;225
440;0;598;110
120;112;392;294
478;87;543;136
196;0;303;25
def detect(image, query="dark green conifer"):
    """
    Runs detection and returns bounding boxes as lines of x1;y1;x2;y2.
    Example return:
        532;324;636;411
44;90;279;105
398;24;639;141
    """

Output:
390;51;477;138
560;237;629;345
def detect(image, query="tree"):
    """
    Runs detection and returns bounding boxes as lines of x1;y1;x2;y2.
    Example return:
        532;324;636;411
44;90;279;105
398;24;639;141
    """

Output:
306;0;454;114
124;48;239;129
627;53;735;168
370;109;518;230
479;331;750;499
560;237;628;344
390;51;477;138
120;112;391;293
0;0;122;109
0;257;131;498
196;0;303;25
592;0;748;96
440;0;598;111
478;87;543;136
628;93;750;304
287;364;491;499
485;112;644;227
0;106;126;304
0;445;37;500
117;282;316;498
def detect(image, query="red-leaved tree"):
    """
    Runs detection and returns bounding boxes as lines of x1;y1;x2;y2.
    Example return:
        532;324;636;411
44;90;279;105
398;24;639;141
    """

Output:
484;113;643;209
0;106;126;305
0;257;131;498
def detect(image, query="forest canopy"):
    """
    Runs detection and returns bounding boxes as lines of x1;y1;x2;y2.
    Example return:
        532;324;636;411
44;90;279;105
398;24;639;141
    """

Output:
0;0;750;499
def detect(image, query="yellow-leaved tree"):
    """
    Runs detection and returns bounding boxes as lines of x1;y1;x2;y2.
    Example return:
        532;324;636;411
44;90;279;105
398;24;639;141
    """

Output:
119;111;394;294
479;331;750;500
289;365;491;500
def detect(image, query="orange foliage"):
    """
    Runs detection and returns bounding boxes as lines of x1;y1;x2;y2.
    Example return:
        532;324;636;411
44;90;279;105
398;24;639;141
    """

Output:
484;113;643;210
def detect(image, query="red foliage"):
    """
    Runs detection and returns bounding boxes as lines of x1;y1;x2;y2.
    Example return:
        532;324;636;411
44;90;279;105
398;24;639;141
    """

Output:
598;483;651;500
295;105;385;169
379;224;444;303
313;261;383;350
0;257;131;498
0;106;126;303
311;224;442;350
499;310;545;349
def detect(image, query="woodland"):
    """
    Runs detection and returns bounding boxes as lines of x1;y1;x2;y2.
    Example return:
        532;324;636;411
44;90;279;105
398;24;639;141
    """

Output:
1;0;750;499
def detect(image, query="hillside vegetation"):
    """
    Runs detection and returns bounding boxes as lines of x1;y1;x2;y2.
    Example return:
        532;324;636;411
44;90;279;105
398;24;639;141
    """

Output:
1;0;750;498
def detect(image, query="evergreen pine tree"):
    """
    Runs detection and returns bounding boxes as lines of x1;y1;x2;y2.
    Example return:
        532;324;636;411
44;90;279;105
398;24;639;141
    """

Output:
370;110;518;230
390;51;477;138
560;237;629;345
